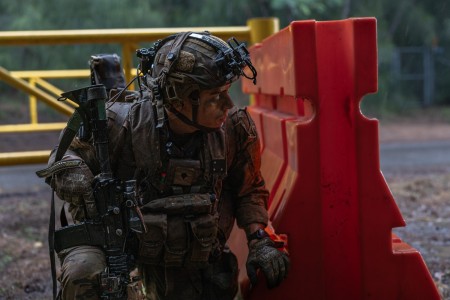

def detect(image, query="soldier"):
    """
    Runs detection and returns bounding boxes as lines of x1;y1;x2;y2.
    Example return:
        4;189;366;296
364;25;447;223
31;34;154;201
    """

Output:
47;32;290;299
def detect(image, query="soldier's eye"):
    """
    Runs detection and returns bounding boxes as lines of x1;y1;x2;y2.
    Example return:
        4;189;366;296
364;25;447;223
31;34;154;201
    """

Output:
208;94;220;103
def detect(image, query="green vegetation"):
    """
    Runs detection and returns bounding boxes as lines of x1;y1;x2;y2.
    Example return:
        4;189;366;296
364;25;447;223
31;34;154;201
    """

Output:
0;0;449;119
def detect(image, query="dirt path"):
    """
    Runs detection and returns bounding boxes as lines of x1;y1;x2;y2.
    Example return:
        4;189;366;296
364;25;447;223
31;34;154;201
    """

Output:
379;122;450;144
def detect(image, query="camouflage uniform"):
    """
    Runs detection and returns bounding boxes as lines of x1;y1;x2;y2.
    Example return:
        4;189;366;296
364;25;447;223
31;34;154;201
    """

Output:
47;32;289;300
52;92;268;299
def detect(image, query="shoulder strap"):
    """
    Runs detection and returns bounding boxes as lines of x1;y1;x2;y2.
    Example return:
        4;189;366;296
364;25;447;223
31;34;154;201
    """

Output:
107;101;133;173
204;128;227;197
129;100;162;171
48;191;57;299
54;110;84;162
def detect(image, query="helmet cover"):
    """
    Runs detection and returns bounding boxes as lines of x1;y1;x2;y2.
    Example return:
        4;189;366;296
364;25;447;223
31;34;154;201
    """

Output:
141;31;257;106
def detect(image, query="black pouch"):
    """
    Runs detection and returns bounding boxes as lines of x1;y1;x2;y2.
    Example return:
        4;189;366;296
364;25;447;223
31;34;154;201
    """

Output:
90;53;126;92
138;213;167;265
164;215;189;267
204;248;239;300
188;213;219;265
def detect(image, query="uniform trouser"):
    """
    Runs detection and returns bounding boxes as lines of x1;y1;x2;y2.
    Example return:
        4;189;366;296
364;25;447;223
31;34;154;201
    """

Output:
57;246;238;300
57;246;106;300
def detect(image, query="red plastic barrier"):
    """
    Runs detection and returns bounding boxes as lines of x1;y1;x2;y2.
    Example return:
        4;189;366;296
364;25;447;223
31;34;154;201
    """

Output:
229;18;440;299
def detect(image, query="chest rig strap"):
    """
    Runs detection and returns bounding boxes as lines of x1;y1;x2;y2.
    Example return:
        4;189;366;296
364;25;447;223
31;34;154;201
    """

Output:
204;127;227;197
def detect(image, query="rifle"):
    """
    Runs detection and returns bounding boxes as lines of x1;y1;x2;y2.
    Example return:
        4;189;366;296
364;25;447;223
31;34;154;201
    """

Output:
37;84;145;299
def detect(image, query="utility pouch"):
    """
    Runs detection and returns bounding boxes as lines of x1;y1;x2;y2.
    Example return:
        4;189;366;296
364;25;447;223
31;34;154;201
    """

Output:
141;193;214;215
138;213;167;265
164;215;189;267
189;212;219;265
138;195;219;267
208;249;239;300
165;159;201;186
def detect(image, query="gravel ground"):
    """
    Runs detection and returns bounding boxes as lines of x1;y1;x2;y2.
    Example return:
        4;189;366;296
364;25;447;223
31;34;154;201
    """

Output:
380;120;450;299
388;171;450;299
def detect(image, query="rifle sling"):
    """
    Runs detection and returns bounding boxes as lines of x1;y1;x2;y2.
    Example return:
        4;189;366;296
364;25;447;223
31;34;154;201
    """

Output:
49;191;57;299
36;110;84;179
55;109;84;162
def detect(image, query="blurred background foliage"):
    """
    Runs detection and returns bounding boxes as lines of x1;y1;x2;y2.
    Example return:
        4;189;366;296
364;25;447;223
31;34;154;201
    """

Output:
0;0;449;119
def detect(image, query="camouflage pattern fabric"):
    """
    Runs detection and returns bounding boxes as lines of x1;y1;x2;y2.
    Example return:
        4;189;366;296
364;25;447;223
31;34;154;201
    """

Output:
57;246;106;300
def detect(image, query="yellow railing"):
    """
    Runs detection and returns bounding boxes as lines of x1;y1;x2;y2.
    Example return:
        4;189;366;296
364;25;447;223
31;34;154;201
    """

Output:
0;18;279;166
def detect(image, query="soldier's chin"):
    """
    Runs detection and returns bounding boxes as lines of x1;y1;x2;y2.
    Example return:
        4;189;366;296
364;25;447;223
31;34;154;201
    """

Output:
198;118;225;132
210;125;222;131
216;115;227;126
201;124;222;132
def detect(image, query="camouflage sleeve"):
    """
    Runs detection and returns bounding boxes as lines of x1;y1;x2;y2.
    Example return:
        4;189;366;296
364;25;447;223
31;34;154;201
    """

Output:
224;106;269;229
47;132;99;175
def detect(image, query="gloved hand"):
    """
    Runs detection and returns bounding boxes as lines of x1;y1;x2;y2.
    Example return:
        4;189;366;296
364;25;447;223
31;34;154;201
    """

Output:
51;160;97;219
246;237;290;289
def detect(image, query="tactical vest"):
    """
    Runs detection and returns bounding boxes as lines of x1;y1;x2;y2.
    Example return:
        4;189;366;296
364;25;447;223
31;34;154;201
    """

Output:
107;97;228;267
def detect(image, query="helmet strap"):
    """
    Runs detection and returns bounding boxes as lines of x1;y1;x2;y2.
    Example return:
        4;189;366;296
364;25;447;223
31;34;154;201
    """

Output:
157;32;193;87
189;92;200;124
153;85;165;128
167;105;218;133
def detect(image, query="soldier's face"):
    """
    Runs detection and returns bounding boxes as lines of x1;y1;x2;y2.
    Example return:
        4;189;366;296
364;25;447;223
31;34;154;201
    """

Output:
195;84;233;128
172;84;233;132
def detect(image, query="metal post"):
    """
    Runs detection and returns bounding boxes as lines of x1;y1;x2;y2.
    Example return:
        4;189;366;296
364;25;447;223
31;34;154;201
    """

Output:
423;47;434;106
29;78;38;124
391;48;401;78
122;43;138;90
247;17;279;45
0;150;50;166
0;67;74;116
246;18;279;105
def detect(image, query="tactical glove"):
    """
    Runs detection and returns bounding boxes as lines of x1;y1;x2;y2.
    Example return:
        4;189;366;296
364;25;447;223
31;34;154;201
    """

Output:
51;160;97;219
246;237;290;289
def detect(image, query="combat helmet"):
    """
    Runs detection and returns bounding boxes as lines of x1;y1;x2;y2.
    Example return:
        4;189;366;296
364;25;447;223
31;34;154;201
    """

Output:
136;31;257;130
